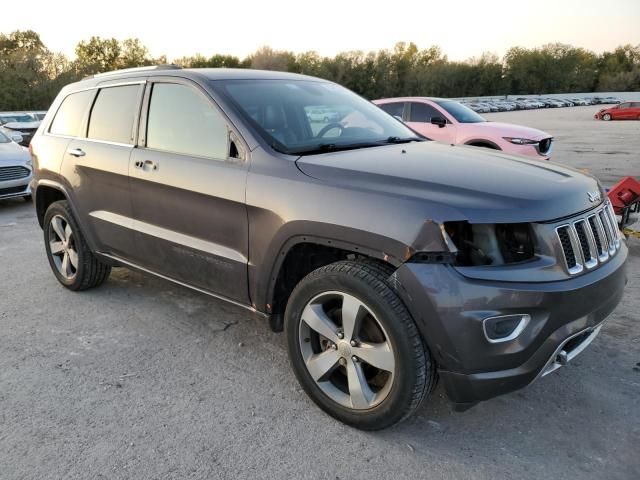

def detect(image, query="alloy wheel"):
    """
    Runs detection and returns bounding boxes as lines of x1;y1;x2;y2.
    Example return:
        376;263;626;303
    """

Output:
48;214;78;280
298;291;395;410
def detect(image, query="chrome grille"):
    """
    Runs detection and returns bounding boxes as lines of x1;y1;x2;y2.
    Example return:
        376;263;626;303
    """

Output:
556;202;621;275
0;166;30;181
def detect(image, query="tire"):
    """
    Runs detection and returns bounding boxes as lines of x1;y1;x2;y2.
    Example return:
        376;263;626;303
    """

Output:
602;113;611;121
43;200;111;291
285;260;435;430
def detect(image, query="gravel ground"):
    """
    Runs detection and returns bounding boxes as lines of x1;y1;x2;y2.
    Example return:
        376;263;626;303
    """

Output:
485;105;640;186
1;107;639;479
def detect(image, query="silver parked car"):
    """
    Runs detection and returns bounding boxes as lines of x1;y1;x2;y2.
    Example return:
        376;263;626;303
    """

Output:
0;130;33;201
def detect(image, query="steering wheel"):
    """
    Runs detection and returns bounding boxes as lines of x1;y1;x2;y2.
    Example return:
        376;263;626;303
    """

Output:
316;122;344;138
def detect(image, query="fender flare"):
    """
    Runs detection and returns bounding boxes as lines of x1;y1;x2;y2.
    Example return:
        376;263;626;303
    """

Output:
256;219;450;314
256;222;413;315
33;179;102;254
33;179;73;227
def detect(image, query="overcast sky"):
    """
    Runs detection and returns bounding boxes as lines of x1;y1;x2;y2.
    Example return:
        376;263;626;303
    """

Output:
2;0;639;61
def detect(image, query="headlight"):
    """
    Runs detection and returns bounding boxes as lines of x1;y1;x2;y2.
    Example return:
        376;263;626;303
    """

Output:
444;221;535;266
503;137;539;145
407;221;537;266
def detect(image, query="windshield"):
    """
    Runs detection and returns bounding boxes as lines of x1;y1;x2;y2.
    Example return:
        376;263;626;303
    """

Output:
434;100;486;123
0;114;33;125
0;131;10;143
213;79;422;155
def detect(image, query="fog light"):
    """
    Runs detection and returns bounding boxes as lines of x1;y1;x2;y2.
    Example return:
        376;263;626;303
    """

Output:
483;314;530;343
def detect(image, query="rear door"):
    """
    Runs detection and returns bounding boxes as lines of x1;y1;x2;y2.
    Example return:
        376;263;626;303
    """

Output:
60;81;144;259
405;101;456;142
128;78;250;303
377;102;406;121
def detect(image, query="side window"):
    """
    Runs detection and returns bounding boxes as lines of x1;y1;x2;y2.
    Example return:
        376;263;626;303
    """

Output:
49;90;95;137
409;103;442;123
88;85;141;144
379;102;405;119
146;83;228;159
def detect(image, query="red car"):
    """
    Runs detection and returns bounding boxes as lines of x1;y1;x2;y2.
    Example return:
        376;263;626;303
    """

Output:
594;101;640;121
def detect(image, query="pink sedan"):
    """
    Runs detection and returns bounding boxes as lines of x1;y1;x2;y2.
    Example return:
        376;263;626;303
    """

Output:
373;97;553;160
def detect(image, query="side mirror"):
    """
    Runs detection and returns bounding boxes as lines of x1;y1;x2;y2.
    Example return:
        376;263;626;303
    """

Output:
10;133;23;143
431;116;447;128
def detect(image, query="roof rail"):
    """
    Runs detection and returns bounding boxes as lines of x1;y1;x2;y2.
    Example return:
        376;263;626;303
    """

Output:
84;64;182;80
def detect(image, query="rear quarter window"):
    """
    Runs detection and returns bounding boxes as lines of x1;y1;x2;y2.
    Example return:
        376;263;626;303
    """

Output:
88;85;142;144
49;90;96;137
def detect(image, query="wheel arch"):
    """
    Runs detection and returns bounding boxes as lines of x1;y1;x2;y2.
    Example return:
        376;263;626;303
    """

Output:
464;139;502;150
34;181;70;228
262;234;401;330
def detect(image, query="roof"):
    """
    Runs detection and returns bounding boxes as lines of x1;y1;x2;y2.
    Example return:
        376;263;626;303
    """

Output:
82;65;325;82
184;68;324;82
372;96;450;103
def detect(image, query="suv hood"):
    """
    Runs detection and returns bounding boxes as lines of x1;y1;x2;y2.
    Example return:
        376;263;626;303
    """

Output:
473;121;550;141
0;141;31;165
296;141;601;223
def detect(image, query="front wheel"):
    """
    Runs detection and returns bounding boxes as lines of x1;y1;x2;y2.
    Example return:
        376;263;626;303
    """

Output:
602;113;612;121
285;260;435;430
43;200;111;291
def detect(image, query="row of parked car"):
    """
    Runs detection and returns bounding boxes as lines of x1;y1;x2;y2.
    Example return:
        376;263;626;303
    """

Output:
462;96;623;113
0;111;46;146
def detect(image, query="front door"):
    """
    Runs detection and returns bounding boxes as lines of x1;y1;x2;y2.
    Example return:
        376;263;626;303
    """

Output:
128;80;250;304
405;102;457;143
615;103;632;119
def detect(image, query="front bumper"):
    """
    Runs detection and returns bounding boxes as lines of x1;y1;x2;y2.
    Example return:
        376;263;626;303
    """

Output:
393;242;628;408
0;171;33;200
499;138;552;160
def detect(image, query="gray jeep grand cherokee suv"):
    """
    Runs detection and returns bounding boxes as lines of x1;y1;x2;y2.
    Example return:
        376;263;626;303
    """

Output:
30;66;627;430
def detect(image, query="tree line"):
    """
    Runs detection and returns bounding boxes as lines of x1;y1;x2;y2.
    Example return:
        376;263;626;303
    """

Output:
1;30;638;111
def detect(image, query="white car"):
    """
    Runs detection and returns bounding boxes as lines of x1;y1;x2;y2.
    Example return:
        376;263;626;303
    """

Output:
307;108;339;122
0;129;32;201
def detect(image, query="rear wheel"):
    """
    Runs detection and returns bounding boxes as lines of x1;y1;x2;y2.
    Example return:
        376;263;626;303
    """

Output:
285;260;435;430
43;200;111;291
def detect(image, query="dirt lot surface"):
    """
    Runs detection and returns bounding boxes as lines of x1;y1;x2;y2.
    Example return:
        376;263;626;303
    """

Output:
1;107;639;479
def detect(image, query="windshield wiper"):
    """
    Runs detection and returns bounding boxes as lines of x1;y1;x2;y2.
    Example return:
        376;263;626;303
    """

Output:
385;136;423;144
293;142;387;155
293;137;424;156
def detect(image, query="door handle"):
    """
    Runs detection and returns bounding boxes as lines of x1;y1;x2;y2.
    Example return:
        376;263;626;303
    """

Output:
134;159;158;171
144;160;158;171
67;148;86;158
